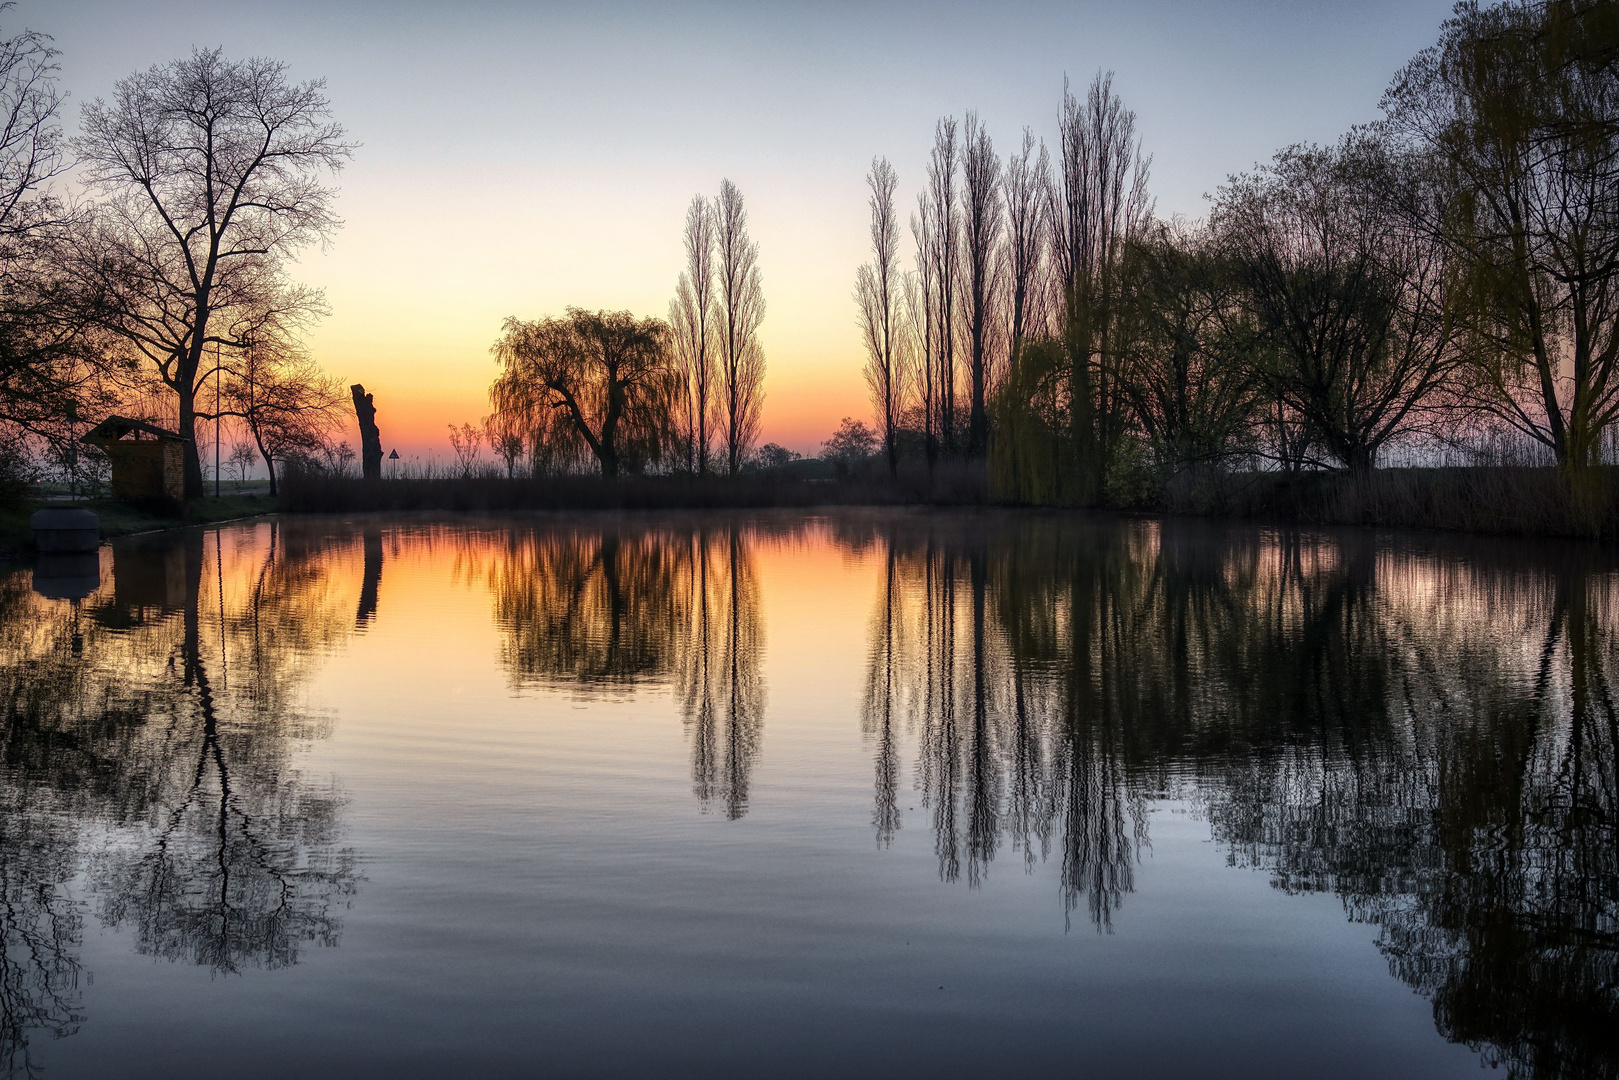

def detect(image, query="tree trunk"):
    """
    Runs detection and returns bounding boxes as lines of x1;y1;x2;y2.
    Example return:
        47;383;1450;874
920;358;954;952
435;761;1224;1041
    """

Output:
350;384;383;480
179;382;204;501
969;354;987;460
252;428;278;497
1347;444;1375;479
356;526;383;627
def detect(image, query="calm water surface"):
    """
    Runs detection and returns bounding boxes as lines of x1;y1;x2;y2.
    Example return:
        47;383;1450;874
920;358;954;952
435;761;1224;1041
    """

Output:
3;511;1614;1078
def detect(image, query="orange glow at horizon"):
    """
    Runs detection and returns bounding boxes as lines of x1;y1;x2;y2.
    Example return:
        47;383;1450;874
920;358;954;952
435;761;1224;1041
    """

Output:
317;339;869;464
299;171;873;463
50;0;1462;467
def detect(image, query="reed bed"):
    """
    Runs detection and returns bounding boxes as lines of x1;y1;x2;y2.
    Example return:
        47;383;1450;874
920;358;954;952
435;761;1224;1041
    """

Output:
277;460;1619;540
1164;465;1619;539
276;463;991;514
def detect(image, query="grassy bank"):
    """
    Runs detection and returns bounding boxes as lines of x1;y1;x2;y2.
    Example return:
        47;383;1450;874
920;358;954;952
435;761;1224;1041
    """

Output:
1161;465;1619;539
0;493;278;560
276;466;990;514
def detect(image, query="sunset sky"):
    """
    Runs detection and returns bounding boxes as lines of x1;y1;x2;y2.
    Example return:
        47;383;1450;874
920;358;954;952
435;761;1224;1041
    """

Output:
47;0;1456;460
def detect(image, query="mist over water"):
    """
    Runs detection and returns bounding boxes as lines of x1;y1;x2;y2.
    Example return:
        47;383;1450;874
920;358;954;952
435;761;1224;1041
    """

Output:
2;511;1612;1078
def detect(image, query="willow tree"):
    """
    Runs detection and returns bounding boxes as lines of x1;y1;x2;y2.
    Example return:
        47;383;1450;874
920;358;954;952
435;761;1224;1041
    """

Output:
1385;0;1619;476
1120;220;1259;474
490;308;676;478
72;48;351;499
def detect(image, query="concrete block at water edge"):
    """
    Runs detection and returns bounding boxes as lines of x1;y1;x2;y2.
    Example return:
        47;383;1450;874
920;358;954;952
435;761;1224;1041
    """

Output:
30;508;100;553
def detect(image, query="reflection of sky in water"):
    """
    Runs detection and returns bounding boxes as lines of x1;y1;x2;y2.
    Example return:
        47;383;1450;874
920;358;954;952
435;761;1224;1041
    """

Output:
2;512;1613;1078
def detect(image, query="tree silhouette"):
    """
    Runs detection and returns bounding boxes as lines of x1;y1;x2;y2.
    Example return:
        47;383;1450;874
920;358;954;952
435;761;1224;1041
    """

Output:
715;181;765;477
490;309;677;478
71;48;352;498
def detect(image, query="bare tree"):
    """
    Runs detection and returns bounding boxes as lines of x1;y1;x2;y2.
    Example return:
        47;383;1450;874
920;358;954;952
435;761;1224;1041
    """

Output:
1042;72;1152;502
925;118;961;455
669;194;718;474
1004;128;1051;351
0;8;107;444
447;422;482;478
72;48;352;499
910;198;940;470
714;179;765;476
220;329;345;496
227;439;256;484
856;156;904;477
961;112;1004;459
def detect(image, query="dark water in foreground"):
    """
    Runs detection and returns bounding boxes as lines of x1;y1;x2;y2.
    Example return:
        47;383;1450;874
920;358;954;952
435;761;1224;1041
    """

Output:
1;511;1614;1078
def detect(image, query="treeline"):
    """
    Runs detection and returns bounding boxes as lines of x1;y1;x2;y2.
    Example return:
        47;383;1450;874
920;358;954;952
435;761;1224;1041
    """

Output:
856;0;1619;525
482;182;771;480
0;25;352;503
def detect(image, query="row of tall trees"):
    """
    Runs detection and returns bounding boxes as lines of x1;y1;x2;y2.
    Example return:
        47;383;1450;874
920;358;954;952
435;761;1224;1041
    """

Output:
670;181;767;476
857;74;1152;485
0;23;350;500
856;0;1619;506
489;182;768;479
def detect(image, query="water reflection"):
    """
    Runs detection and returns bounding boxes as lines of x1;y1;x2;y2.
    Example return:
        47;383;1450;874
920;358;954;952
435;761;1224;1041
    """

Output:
859;514;1618;1079
679;527;764;818
857;517;1146;928
477;520;766;817
0;524;364;1072
1;512;1613;1077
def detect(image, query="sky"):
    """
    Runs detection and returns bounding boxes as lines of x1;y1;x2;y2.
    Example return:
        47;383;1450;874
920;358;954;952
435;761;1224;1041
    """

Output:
43;0;1459;461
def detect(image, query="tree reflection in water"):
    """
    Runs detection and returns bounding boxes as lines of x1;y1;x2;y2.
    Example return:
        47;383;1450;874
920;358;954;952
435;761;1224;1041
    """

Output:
2;513;1612;1078
477;519;766;818
0;522;366;1073
857;516;1146;928
860;514;1618;1079
679;526;764;818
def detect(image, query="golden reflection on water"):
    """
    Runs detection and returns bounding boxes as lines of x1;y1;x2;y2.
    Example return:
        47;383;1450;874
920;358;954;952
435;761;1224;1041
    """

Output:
2;512;1616;1079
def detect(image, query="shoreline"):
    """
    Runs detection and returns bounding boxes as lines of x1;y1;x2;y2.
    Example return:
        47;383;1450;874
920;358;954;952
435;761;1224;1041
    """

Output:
6;462;1617;562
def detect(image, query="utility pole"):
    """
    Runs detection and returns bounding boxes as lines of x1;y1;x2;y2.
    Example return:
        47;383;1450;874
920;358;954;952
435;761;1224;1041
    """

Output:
66;401;78;499
214;342;221;497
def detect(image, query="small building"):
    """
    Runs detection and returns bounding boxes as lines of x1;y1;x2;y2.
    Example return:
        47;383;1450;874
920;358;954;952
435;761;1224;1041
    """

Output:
81;416;188;502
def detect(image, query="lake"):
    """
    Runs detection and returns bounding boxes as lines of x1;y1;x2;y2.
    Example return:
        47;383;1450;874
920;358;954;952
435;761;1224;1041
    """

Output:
3;510;1613;1078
